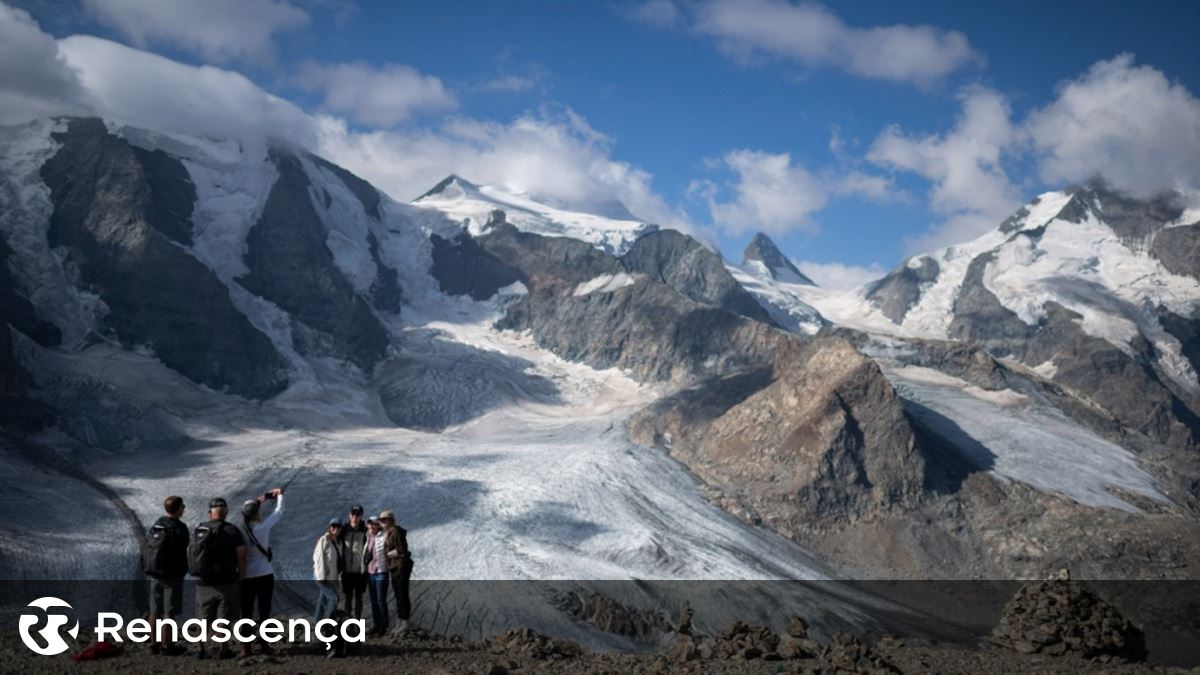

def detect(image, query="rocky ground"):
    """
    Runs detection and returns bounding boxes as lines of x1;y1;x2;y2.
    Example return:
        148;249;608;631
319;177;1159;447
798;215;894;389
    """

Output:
2;627;1192;674
5;578;1197;674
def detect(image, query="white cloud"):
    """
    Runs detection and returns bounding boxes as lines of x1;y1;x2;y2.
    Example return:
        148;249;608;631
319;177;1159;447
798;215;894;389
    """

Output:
0;3;90;123
30;31;683;230
1026;53;1200;199
865;56;1200;252
693;149;898;236
693;150;829;235
83;0;308;63
795;260;885;290
57;35;317;147
316;107;689;229
297;61;457;128
657;0;977;86
868;86;1020;250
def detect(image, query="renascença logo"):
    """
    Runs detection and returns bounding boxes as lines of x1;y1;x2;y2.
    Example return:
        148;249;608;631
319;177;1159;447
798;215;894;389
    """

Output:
16;595;365;655
18;597;80;656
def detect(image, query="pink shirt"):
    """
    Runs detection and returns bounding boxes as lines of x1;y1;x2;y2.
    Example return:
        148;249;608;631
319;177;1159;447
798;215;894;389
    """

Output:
366;530;387;574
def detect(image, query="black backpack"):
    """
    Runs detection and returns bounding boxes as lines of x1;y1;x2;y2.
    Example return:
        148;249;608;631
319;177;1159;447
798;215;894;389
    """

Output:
188;521;226;578
142;518;187;578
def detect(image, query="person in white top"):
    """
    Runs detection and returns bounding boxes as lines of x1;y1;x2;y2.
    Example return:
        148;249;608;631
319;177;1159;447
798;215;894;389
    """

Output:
312;519;344;622
239;487;283;656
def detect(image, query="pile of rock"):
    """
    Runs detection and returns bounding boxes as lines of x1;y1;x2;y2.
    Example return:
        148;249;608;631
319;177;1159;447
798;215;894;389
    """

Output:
556;590;672;640
777;615;821;660
990;575;1147;662
663;610;900;671
705;620;781;660
816;633;900;674
488;628;585;660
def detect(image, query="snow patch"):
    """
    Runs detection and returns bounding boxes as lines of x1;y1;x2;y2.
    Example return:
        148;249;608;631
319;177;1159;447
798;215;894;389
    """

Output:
884;363;1167;512
727;264;824;335
300;154;380;297
0;119;104;345
573;272;639;297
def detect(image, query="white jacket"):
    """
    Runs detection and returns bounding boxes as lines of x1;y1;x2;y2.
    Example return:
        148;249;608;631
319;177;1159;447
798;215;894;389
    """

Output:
312;534;342;583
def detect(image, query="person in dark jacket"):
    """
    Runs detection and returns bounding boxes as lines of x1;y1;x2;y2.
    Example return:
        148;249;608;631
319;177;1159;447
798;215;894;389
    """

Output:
147;495;188;655
379;510;413;634
193;497;246;661
340;505;368;620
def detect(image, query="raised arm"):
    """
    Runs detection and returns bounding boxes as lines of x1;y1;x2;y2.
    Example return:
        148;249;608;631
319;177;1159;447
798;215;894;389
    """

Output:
262;489;284;529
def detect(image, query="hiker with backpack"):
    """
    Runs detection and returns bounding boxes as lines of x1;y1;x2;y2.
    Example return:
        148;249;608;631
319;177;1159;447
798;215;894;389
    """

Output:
340;504;368;620
143;495;189;656
379;510;413;635
312;518;344;622
239;487;283;657
363;516;390;636
190;497;246;660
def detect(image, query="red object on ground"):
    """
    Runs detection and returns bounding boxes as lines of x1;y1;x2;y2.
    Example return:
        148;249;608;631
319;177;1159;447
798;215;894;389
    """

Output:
71;640;124;662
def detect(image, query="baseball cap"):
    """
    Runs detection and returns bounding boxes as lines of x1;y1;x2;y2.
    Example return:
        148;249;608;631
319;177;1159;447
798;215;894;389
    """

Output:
209;497;228;509
328;518;343;527
350;504;364;515
379;510;395;521
242;500;261;518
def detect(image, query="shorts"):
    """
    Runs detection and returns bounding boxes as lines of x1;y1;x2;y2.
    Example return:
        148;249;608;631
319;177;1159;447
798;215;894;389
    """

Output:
196;582;240;623
341;572;367;595
150;577;184;617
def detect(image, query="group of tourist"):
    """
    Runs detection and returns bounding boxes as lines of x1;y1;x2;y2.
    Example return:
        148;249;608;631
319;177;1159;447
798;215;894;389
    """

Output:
141;488;413;659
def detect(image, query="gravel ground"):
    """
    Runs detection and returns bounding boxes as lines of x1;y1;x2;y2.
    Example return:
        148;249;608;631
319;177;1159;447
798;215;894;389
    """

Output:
3;629;1195;674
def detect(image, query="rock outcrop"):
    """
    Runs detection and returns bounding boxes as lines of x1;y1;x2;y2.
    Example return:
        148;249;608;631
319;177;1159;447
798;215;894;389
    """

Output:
1151;222;1200;281
865;256;940;324
630;337;925;526
741;232;814;285
622;229;776;324
40;118;288;399
238;149;390;372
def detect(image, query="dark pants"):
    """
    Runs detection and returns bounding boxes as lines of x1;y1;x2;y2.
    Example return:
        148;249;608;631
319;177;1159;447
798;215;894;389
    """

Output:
197;582;239;650
240;574;274;623
367;572;389;631
390;558;413;621
149;576;184;618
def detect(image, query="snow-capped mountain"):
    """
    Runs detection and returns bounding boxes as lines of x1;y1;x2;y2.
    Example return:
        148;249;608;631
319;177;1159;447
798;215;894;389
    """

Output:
2;117;1199;590
742;232;815;285
798;184;1200;454
413;173;657;255
726;232;825;335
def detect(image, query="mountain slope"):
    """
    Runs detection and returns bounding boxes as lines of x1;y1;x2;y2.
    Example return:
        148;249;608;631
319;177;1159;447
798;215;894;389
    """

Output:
414;174;657;255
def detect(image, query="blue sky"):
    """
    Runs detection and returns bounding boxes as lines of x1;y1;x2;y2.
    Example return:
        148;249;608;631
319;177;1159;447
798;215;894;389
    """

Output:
7;0;1200;286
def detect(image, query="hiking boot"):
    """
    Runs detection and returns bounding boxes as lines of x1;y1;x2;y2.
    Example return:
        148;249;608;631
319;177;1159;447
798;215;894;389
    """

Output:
150;643;161;655
195;648;208;660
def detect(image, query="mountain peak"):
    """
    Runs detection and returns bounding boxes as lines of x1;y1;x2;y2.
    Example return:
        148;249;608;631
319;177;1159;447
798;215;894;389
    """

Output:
416;173;479;201
742;232;815;285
